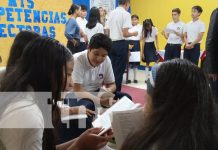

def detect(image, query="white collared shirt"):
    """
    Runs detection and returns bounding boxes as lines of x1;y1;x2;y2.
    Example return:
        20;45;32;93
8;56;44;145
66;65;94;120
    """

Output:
105;7;132;41
183;20;205;43
73;50;115;92
144;27;158;42
128;24;143;41
76;17;88;42
166;21;185;44
85;23;104;43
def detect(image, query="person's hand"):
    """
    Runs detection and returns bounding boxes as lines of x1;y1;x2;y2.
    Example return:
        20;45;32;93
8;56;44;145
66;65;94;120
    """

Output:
70;106;95;117
161;30;165;36
185;44;194;49
100;97;116;108
71;128;113;150
133;31;138;37
209;74;218;82
72;39;79;46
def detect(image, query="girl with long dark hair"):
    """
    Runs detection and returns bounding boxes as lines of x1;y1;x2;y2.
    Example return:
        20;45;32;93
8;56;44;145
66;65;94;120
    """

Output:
121;59;218;150
142;19;159;82
0;36;112;150
85;7;104;43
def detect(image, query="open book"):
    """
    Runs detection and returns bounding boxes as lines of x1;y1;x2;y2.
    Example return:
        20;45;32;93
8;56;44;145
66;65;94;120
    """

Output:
92;96;141;135
111;108;145;149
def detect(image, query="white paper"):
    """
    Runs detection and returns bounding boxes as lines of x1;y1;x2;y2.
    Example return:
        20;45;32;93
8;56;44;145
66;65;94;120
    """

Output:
129;52;141;62
61;114;88;122
92;96;141;133
111;108;145;149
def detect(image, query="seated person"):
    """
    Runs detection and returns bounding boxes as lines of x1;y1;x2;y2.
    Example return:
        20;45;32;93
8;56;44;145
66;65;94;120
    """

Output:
121;59;218;150
73;33;132;108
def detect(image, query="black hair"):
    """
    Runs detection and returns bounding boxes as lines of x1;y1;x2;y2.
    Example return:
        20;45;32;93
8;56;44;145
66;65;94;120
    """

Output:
1;36;73;149
172;8;181;14
80;4;87;11
143;19;154;38
6;30;40;75
119;0;130;5
131;14;139;20
121;59;218;150
68;4;80;15
192;5;203;13
89;33;112;53
86;7;100;29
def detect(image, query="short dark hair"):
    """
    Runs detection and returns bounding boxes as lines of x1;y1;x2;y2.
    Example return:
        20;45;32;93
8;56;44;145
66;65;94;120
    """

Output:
192;5;203;13
89;33;112;53
68;4;80;15
119;0;130;5
172;8;181;14
131;14;139;20
80;4;87;11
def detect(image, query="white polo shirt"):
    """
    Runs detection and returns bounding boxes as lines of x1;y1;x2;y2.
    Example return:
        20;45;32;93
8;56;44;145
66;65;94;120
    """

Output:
128;24;143;41
183;20;205;43
106;7;132;41
76;17;88;43
144;27;158;43
85;23;104;43
73;50;115;92
166;21;185;44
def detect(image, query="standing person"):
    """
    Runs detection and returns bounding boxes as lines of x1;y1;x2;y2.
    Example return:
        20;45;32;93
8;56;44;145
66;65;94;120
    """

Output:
105;0;138;92
85;7;104;43
76;4;88;52
127;14;142;83
142;19;159;82
183;5;205;65
206;8;218;101
162;8;185;60
99;7;107;27
65;4;81;54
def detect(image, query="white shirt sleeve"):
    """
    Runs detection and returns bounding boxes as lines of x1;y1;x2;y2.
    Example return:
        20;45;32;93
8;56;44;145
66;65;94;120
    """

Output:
154;27;158;35
97;23;104;34
104;57;115;84
200;22;206;32
0;103;44;150
72;57;85;84
122;12;132;29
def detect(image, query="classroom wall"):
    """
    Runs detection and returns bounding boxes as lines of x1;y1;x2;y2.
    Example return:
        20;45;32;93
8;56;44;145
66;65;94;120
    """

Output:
0;0;72;66
131;0;218;51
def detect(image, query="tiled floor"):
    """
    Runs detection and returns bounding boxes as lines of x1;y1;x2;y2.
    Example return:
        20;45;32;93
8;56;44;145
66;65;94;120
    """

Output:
123;69;147;90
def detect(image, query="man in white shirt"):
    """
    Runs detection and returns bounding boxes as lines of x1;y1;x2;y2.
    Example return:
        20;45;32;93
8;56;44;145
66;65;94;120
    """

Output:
76;5;88;52
73;33;132;108
162;8;185;60
183;5;205;65
105;0;138;92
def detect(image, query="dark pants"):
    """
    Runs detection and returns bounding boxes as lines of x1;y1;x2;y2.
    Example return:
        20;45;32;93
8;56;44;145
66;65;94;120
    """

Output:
184;43;200;65
67;40;81;55
164;43;181;61
78;42;87;52
109;40;128;92
57;98;95;144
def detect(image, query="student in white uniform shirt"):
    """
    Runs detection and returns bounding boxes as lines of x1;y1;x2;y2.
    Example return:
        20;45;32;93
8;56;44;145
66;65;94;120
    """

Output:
162;8;185;60
183;5;205;65
73;33;132;108
85;7;104;43
127;14;142;83
0;36;112;150
76;4;88;52
142;19;159;82
105;0;138;92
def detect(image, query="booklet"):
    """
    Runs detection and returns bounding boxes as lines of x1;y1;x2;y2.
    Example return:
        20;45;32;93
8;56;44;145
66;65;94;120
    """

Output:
92;96;141;135
111;108;145;149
